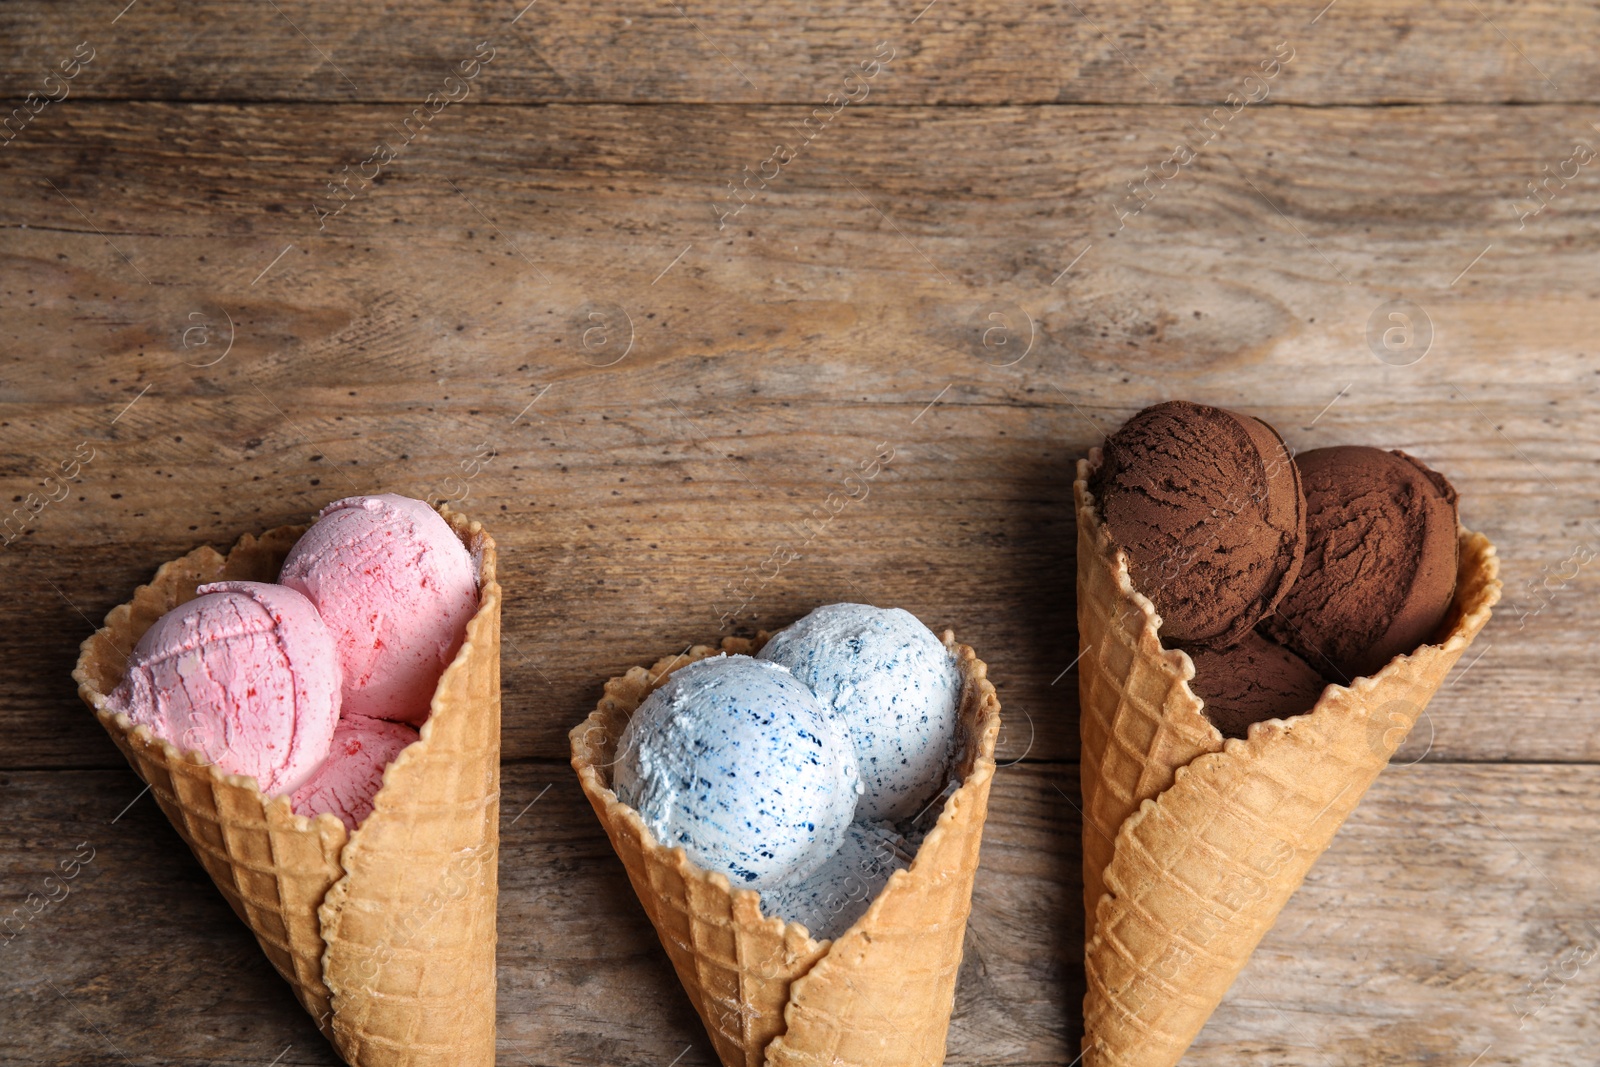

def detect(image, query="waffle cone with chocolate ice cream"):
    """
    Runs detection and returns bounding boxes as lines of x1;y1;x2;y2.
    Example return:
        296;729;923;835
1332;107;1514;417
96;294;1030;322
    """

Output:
570;633;1001;1067
1075;452;1499;1067
73;507;501;1067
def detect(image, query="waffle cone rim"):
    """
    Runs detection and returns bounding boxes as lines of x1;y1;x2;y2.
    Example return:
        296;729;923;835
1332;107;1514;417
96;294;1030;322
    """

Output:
73;505;500;844
1075;449;1501;751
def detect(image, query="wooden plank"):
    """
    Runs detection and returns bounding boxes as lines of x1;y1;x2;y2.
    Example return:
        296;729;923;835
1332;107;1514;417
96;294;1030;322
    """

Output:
3;761;1595;1064
2;102;1595;768
1189;763;1600;1065
3;1;1600;106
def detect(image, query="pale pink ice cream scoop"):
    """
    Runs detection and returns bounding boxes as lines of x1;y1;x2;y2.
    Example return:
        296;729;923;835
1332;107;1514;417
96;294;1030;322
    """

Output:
105;580;342;796
279;494;478;725
290;715;419;831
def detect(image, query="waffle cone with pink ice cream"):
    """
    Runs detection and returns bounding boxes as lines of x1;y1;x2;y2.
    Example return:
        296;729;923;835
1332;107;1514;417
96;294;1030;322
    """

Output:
74;496;501;1067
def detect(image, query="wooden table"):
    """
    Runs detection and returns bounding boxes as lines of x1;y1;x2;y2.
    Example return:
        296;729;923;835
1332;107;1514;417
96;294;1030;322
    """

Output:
3;3;1597;1063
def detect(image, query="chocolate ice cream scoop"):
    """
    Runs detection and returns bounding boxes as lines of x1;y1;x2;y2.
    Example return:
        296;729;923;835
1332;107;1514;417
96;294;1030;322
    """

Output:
1090;400;1306;646
1262;446;1459;682
1185;633;1326;739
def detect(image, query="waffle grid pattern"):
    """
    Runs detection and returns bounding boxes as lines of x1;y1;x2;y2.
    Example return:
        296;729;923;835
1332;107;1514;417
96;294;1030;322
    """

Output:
77;529;347;1032
74;508;502;1067
320;509;500;1067
571;635;1002;1067
1075;459;1223;932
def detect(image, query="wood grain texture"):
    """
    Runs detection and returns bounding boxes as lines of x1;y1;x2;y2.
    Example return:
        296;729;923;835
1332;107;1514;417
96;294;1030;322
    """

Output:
1;102;1595;767
2;1;1600;105
3;13;1597;1062
3;762;1596;1066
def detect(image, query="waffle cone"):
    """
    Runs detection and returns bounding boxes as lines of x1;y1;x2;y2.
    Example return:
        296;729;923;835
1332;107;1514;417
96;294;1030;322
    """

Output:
570;633;1001;1067
1074;451;1500;1067
72;507;502;1067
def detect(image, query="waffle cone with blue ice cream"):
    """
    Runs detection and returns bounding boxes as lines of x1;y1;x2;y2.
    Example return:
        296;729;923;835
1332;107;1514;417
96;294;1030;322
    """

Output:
569;627;1001;1067
1075;449;1500;1067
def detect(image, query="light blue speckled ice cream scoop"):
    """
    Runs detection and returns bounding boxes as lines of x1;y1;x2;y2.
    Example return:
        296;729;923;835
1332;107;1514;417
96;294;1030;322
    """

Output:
613;654;861;891
760;820;910;941
757;603;962;823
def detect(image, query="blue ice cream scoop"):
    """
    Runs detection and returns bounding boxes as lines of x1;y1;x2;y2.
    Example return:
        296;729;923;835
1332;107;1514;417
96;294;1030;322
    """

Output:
757;603;962;822
760;820;910;941
613;654;861;891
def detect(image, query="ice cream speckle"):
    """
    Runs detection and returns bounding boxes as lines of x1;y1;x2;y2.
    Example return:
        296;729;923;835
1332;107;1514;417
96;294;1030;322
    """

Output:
757;603;961;822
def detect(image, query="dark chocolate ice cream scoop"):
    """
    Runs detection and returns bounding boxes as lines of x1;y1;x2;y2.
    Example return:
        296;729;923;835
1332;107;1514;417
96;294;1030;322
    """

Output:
1091;400;1306;646
1185;633;1326;739
1261;445;1459;682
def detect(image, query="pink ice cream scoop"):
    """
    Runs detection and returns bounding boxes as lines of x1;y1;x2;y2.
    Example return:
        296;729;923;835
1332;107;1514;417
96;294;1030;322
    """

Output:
279;494;478;725
290;715;419;831
104;581;342;796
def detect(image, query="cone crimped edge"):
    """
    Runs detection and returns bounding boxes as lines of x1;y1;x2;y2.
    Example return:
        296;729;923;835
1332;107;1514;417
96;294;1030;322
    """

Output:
1075;453;1500;1067
570;632;1002;1067
72;505;502;1067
